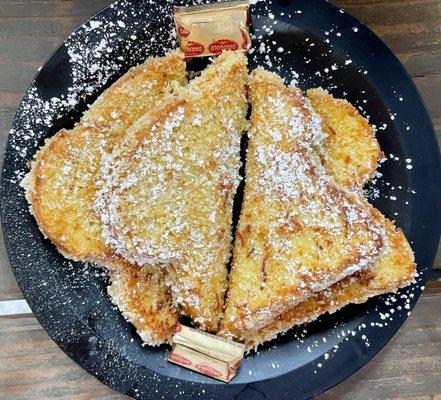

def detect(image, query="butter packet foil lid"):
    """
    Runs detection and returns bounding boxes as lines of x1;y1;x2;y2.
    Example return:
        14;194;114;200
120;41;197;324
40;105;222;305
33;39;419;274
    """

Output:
168;324;245;382
174;0;251;58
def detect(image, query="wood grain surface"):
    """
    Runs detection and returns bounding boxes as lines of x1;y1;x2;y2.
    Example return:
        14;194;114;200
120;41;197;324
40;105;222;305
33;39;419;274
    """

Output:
1;289;439;400
0;0;440;399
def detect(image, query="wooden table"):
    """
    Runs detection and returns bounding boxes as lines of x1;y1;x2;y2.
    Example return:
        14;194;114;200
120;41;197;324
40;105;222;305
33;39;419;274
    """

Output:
0;1;440;399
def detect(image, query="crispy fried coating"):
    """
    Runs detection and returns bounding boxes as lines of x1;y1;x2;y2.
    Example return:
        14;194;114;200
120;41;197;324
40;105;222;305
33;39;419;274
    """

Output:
22;52;186;345
100;51;249;331
219;70;386;340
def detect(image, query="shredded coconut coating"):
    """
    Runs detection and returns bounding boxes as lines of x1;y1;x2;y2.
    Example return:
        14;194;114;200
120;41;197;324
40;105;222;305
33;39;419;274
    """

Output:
220;69;387;338
22;51;186;345
219;80;414;348
307;87;382;192
108;262;178;346
98;51;249;332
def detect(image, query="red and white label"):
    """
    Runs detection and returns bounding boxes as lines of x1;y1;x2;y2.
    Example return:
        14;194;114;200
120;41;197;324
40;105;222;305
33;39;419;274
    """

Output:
185;41;205;57
196;364;222;378
208;39;239;55
169;352;192;366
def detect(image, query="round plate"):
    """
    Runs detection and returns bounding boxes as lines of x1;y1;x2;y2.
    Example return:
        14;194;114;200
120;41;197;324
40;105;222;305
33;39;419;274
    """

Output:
1;1;440;399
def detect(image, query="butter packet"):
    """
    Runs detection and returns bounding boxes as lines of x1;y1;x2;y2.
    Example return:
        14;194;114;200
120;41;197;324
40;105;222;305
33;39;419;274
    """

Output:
174;0;251;58
168;324;245;382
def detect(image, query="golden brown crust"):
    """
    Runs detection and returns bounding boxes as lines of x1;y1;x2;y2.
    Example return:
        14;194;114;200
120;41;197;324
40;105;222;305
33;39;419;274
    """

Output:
24;51;186;261
307;87;382;191
28;126;109;260
107;261;179;346
220;70;387;338
22;51;186;345
100;51;249;332
220;83;415;349
243;214;415;349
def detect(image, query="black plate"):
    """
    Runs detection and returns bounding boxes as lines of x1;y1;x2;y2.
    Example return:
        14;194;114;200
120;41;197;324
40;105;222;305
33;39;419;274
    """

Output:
1;1;440;399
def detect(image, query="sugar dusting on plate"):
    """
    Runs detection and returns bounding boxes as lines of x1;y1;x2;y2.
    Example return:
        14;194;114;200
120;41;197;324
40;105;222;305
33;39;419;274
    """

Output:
5;0;424;396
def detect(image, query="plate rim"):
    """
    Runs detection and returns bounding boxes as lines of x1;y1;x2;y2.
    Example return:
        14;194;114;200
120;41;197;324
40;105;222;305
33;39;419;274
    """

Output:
1;0;440;398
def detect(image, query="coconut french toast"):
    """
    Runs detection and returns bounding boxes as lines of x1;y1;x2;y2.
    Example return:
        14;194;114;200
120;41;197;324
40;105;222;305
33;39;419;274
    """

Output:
219;69;387;339
99;51;249;332
22;51;186;262
244;215;415;349
307;88;383;191
22;52;186;345
107;262;178;346
222;87;415;349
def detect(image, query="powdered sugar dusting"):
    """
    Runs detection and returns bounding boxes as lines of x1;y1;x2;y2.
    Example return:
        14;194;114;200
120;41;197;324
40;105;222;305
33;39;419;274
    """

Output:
222;72;388;336
3;0;425;396
96;51;248;331
8;0;182;186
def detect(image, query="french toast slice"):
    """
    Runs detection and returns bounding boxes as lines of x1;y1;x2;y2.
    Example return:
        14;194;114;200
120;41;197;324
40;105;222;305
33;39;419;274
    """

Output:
219;69;386;338
244;214;415;348
23;51;186;261
107;262;178;346
22;52;186;345
307;88;382;191
99;51;249;331
222;87;415;349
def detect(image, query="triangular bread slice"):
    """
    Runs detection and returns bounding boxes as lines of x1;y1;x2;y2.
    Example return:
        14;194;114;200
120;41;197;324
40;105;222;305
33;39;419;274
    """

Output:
244;214;415;348
308;87;382;191
22;51;186;262
222;87;415;348
107;262;178;346
22;51;186;345
99;51;249;331
220;69;386;338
